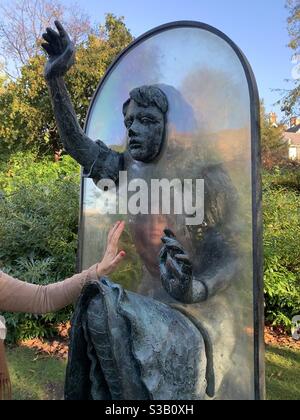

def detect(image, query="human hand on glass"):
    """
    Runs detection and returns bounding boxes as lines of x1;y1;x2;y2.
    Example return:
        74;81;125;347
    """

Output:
42;20;75;80
96;221;126;277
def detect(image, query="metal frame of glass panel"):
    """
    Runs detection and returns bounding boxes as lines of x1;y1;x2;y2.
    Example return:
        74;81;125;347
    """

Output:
77;21;264;400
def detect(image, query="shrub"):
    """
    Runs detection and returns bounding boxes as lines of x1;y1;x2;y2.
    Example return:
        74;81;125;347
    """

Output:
0;152;80;342
263;168;300;329
1;154;300;339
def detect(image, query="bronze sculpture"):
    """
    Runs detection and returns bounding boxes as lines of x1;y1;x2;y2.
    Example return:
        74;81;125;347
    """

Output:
42;21;241;400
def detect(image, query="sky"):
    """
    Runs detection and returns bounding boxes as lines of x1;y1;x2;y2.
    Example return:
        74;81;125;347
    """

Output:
1;0;294;120
60;0;292;121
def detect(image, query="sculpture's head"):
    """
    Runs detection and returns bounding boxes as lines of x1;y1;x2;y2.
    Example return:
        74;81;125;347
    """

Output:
122;85;168;162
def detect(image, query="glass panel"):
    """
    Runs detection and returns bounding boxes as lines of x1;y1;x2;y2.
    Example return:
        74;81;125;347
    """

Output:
81;26;254;399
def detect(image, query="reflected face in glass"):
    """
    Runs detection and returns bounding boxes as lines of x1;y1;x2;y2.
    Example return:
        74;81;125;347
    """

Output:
124;100;165;162
129;214;173;276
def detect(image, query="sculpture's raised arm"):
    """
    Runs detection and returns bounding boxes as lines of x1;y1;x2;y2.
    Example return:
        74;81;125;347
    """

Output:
42;21;121;183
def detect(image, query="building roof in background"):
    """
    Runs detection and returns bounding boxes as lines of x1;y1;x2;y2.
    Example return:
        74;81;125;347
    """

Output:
285;124;300;133
283;132;300;146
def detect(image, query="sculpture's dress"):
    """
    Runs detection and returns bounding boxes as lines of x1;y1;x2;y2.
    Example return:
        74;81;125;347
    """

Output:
64;279;207;400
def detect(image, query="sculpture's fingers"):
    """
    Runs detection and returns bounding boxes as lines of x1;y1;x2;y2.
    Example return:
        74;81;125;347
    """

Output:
159;260;169;283
174;253;191;262
175;254;192;276
163;228;176;238
61;45;75;67
41;42;56;56
46;27;61;44
42;32;53;44
161;236;185;252
55;20;69;39
159;245;167;261
166;254;183;279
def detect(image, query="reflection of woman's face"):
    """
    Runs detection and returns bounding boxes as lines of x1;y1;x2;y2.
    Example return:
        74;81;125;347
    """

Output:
146;215;168;247
129;214;173;276
131;214;169;249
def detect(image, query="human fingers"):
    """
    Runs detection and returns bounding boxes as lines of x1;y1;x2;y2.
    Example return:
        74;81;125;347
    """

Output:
102;250;126;275
110;220;125;246
108;220;121;241
105;221;124;256
111;251;126;267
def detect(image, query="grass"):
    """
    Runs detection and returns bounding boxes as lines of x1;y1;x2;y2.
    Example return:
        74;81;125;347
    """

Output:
6;346;66;400
4;344;300;400
265;344;300;400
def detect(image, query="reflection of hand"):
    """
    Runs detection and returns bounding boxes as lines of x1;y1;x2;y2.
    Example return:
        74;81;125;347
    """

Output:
96;221;126;277
42;20;75;80
159;228;193;301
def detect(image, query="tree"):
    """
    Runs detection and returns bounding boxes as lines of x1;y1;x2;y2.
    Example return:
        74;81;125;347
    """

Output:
0;14;133;159
281;0;300;116
0;0;91;77
260;101;287;169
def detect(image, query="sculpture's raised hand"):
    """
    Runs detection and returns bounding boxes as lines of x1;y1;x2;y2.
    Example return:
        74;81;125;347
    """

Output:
42;20;75;80
159;228;193;302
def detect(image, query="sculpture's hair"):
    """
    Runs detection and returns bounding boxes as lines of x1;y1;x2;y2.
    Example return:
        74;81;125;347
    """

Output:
122;85;168;115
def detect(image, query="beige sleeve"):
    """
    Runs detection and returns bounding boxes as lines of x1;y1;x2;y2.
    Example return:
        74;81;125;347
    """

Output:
0;265;99;314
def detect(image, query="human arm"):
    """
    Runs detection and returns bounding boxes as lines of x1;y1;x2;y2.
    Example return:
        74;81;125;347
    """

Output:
42;21;121;182
0;221;125;314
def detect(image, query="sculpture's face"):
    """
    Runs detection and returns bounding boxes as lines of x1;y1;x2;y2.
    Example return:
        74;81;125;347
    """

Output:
124;100;165;162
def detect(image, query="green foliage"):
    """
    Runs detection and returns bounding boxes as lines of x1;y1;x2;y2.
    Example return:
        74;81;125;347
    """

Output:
260;102;287;169
281;0;300;115
0;14;132;158
110;226;143;292
0;14;133;342
263;168;300;329
0;152;80;342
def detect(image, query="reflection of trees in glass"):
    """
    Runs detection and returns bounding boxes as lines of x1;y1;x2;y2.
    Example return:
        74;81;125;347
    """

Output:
181;67;249;134
116;42;163;94
81;212;142;292
178;68;252;231
110;224;143;292
153;81;253;309
88;43;163;144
